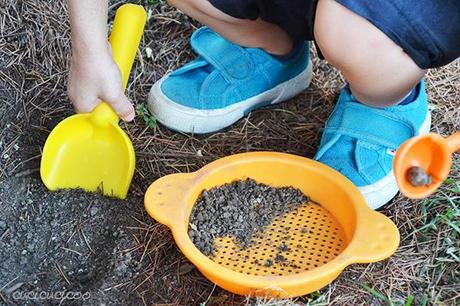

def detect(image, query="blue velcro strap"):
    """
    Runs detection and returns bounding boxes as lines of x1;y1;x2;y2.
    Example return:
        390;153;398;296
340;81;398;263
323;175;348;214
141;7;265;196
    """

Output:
190;27;253;80
324;102;417;149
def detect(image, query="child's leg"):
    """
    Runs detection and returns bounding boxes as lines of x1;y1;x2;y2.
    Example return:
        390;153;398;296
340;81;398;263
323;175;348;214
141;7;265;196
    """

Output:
168;0;293;55
314;0;460;209
149;0;314;134
314;0;426;107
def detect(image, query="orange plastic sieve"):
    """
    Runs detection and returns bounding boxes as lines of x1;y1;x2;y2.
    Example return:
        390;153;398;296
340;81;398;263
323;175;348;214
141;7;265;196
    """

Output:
145;152;400;297
394;132;460;199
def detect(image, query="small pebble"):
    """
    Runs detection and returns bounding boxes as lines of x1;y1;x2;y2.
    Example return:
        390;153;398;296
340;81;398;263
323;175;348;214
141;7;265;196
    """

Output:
264;259;273;267
90;206;99;216
407;167;433;186
278;242;290;252
275;254;286;262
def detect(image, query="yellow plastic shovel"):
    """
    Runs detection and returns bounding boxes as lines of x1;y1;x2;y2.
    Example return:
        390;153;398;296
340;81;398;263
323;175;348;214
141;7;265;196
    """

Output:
40;4;147;199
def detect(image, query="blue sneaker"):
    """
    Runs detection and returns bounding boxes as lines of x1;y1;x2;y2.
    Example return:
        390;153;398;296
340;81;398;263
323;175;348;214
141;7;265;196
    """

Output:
148;27;312;134
315;82;431;209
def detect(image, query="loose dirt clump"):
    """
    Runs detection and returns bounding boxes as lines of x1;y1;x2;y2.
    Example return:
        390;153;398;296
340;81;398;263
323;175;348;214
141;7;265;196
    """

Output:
407;166;433;186
188;178;309;256
0;177;152;305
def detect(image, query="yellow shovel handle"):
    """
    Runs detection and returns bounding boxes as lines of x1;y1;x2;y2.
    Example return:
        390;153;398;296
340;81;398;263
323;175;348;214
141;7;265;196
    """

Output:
93;4;147;124
110;4;147;91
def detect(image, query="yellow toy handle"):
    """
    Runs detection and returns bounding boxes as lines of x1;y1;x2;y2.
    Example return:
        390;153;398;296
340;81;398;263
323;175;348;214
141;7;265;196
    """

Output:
91;4;147;125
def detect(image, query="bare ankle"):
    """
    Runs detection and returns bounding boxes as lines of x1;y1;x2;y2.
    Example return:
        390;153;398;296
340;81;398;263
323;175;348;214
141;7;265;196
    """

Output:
234;19;294;55
263;38;294;56
168;0;294;55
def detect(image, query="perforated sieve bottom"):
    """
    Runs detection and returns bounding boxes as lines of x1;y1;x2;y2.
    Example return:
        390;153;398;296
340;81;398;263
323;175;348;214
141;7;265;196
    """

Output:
212;203;346;276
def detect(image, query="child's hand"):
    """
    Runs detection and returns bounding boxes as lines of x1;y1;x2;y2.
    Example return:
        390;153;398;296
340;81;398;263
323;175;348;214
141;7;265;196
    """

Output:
68;44;135;122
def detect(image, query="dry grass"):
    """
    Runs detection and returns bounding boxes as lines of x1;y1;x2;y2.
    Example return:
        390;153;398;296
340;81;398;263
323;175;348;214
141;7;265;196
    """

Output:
1;0;459;305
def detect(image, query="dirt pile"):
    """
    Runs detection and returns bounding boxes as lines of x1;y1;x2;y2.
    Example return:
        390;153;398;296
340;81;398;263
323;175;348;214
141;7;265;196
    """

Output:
0;177;149;305
188;179;309;256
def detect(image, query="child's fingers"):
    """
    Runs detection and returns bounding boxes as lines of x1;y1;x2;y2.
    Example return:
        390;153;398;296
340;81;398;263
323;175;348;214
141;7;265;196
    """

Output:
68;82;95;114
105;92;135;122
70;95;98;114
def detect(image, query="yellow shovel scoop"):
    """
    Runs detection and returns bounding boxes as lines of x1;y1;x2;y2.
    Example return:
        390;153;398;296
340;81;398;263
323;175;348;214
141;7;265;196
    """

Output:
40;4;147;199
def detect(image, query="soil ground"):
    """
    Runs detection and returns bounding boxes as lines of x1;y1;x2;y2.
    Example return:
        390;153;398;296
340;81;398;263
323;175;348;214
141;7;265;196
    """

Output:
1;0;459;305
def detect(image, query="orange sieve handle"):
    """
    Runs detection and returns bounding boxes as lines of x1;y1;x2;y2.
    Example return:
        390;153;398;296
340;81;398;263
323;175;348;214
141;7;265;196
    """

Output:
144;173;196;228
447;132;460;153
344;211;400;264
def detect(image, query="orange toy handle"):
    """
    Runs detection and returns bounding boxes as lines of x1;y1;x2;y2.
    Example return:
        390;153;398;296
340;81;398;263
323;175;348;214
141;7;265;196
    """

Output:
447;132;460;153
144;173;196;228
344;211;400;264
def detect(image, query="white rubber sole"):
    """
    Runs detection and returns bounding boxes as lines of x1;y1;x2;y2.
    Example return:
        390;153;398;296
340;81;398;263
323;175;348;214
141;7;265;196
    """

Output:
147;60;313;134
359;110;432;210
